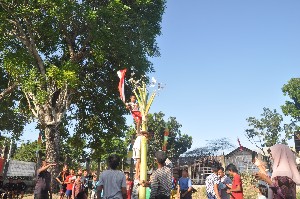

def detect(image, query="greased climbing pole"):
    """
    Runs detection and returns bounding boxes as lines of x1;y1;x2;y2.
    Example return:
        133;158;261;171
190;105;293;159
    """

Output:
133;82;156;199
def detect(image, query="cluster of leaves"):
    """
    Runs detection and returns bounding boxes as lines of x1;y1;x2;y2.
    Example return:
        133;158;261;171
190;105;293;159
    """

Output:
245;108;294;149
244;78;300;149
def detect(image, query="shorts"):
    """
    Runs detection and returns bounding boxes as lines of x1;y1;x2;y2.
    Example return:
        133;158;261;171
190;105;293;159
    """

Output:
132;148;140;159
66;190;72;196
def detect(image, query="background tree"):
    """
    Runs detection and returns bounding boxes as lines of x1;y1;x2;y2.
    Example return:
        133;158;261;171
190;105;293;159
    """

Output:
12;140;43;162
181;138;235;164
0;69;27;138
245;107;293;151
0;0;166;181
281;78;300;128
126;111;193;167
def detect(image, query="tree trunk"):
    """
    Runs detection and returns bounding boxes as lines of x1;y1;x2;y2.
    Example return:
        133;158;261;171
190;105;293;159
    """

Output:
45;125;60;193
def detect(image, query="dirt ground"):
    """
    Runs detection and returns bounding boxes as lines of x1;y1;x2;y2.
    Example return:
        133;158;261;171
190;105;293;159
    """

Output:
23;194;61;199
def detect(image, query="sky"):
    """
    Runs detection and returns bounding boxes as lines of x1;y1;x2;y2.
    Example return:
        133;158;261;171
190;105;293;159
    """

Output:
20;1;300;152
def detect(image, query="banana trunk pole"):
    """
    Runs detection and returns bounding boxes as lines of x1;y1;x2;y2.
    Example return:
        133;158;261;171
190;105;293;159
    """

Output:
139;121;147;199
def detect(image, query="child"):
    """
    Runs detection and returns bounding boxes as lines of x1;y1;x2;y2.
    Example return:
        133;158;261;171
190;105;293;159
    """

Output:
126;95;142;134
72;174;85;199
65;169;75;199
257;184;267;199
90;175;99;199
125;172;133;199
132;131;149;180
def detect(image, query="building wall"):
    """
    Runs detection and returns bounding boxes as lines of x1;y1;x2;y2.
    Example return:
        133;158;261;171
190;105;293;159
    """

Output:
225;150;258;173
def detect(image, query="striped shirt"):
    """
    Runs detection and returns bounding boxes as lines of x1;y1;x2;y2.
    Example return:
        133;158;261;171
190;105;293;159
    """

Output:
150;166;172;199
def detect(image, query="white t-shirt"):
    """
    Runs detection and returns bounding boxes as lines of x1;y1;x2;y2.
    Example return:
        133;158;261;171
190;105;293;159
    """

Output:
133;136;142;149
98;170;126;199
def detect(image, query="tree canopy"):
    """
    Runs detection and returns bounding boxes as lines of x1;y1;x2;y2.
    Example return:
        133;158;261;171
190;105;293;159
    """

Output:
0;0;166;160
245;107;294;149
282;78;300;124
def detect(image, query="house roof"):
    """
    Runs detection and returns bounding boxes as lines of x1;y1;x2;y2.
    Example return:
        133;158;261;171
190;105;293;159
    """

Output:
225;147;254;158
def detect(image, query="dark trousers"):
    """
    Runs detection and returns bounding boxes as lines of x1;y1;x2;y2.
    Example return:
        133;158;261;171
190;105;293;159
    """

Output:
155;194;170;199
34;190;49;199
180;190;192;199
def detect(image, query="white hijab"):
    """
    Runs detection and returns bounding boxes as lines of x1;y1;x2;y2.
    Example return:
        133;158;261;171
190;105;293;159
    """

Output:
270;144;300;184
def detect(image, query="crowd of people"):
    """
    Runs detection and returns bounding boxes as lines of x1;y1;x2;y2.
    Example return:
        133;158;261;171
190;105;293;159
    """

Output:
33;150;176;199
204;144;300;199
0;176;27;199
7;143;294;199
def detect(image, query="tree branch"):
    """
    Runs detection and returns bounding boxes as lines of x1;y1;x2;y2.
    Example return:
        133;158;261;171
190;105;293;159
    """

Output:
0;82;17;101
24;92;38;118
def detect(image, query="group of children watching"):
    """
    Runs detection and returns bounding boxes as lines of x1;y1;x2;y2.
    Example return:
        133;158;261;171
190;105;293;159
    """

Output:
55;166;100;199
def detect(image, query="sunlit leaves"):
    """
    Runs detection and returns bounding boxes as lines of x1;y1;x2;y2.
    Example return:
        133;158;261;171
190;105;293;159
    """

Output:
245;108;291;148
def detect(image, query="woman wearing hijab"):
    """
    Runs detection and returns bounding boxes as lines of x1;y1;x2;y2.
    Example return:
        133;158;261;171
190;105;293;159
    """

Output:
255;144;300;199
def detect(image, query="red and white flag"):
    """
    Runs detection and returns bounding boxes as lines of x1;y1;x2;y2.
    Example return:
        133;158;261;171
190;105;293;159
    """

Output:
117;69;127;102
237;138;243;151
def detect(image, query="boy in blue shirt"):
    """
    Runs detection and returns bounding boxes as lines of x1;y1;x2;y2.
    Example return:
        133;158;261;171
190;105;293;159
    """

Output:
177;170;193;199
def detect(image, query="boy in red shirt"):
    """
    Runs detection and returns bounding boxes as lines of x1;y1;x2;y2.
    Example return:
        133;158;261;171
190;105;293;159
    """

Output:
225;164;243;199
65;169;75;199
124;172;133;199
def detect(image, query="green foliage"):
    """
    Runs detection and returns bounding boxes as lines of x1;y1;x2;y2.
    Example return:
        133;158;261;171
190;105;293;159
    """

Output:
282;78;300;122
0;68;27;137
12;140;42;162
0;0;166;159
245;107;292;149
126;112;193;165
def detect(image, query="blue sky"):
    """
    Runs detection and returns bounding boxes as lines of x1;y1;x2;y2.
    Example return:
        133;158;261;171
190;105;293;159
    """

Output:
21;1;300;151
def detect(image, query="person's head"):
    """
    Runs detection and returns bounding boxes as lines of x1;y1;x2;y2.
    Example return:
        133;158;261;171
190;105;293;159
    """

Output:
17;178;21;183
83;170;88;177
41;160;47;167
130;95;136;102
225;164;238;176
154;151;167;165
63;164;68;172
8;178;13;183
218;167;225;178
124;172;130;180
92;175;97;181
77;168;83;176
107;154;120;170
76;174;81;181
70;169;75;175
211;166;220;174
182;170;188;178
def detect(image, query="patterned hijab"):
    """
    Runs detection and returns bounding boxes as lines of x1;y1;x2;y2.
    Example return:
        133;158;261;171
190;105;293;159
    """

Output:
270;144;300;184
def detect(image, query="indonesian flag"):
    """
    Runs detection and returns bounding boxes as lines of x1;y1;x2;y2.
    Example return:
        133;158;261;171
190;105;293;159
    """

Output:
117;69;127;102
237;138;243;151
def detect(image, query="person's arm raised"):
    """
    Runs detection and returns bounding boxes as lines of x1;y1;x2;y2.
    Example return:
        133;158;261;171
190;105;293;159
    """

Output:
37;163;56;173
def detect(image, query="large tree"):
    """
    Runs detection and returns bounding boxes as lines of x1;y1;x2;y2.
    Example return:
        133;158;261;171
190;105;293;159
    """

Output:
245;107;294;150
0;0;166;180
